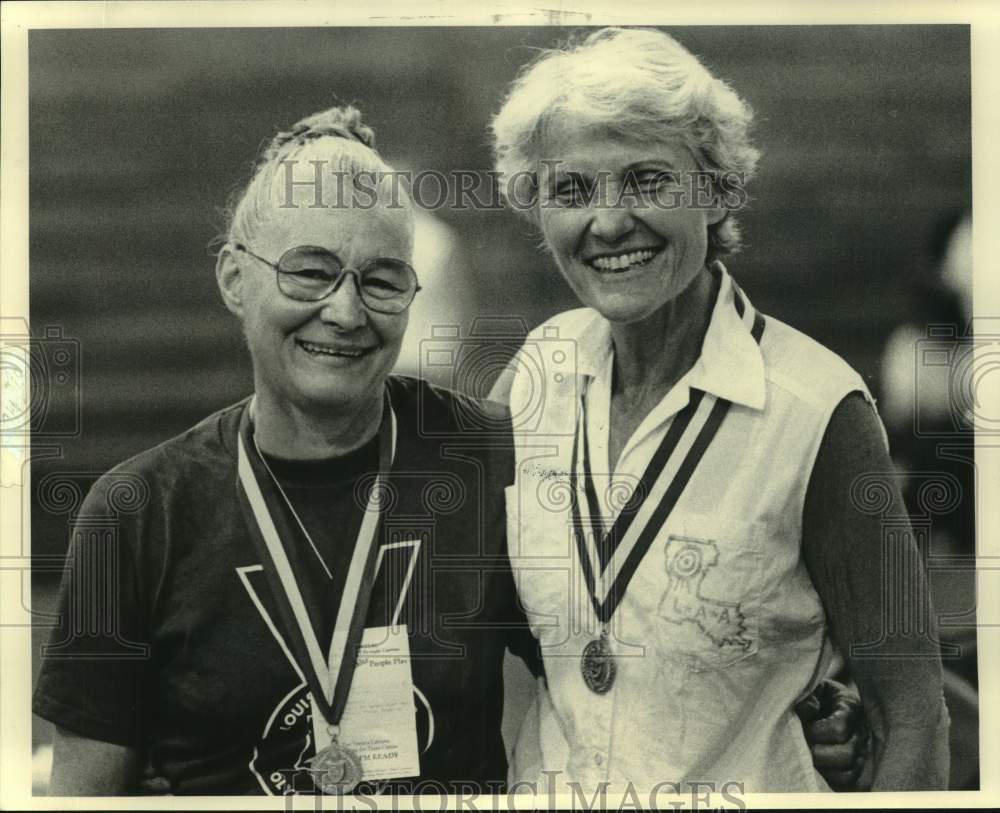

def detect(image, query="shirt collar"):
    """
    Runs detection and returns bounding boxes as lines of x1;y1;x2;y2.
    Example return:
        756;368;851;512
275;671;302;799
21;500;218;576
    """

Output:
571;263;767;411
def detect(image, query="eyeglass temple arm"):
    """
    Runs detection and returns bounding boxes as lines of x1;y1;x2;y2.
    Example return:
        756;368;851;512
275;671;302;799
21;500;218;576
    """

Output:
231;242;277;269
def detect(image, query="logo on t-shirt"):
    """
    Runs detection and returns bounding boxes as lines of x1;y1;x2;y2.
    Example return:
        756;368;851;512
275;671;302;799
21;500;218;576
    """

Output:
248;681;433;795
237;540;431;795
657;536;752;650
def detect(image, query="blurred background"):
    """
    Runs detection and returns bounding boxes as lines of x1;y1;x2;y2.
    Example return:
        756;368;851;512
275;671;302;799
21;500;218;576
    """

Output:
26;25;975;790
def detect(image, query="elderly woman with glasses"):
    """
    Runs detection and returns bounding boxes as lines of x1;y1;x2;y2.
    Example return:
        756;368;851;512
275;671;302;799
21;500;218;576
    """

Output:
32;106;540;796
491;28;949;792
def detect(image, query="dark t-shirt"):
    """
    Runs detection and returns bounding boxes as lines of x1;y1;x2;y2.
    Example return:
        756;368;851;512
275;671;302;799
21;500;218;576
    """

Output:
33;377;538;795
256;433;377;654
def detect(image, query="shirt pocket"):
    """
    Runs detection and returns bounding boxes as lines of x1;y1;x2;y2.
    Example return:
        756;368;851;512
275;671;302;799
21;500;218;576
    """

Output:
651;512;764;672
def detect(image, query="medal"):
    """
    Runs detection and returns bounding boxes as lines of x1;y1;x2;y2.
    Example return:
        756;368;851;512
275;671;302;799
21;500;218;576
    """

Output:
571;391;731;694
581;628;616;694
310;732;364;795
237;392;397;794
570;287;764;694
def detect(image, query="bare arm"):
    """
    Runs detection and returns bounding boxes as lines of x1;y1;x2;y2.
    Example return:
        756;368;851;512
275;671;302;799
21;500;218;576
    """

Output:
48;726;142;796
801;393;949;790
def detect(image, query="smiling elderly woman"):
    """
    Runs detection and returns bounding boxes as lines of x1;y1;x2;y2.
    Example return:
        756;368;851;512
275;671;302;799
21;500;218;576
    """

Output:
32;106;537;796
490;28;949;792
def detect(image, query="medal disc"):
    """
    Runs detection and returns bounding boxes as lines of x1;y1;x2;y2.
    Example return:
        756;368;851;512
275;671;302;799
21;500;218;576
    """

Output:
581;635;616;694
310;742;364;794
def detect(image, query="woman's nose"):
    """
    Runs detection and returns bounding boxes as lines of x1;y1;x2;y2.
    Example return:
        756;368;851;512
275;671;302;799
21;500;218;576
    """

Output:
318;273;367;329
588;201;636;244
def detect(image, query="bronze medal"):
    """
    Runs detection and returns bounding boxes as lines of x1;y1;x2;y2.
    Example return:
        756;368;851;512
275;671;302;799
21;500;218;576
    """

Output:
310;742;364;795
581;631;616;694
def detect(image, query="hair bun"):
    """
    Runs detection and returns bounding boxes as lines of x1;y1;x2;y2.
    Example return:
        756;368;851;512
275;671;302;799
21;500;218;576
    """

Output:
267;105;377;158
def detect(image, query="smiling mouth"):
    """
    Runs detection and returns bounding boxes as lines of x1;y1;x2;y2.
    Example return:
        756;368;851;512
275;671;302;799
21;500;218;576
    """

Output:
586;247;663;273
296;339;375;359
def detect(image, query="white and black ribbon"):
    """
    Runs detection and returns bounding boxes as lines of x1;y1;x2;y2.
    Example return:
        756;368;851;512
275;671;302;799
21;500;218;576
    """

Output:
236;392;397;728
571;283;764;624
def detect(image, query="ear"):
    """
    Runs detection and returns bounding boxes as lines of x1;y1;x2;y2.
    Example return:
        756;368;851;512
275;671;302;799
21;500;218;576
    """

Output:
215;246;245;318
705;204;728;227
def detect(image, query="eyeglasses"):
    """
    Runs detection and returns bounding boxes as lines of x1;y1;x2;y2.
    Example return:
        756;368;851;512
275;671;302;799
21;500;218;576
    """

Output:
233;243;421;314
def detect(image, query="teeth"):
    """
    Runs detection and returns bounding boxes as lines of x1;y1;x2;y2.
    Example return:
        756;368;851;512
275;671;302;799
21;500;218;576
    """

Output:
299;340;366;357
590;249;657;272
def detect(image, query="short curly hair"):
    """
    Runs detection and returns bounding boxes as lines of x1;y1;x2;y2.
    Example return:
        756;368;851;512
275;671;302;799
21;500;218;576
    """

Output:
490;28;761;264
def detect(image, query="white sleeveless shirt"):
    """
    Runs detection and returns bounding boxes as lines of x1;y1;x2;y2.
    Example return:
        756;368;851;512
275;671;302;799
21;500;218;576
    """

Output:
504;266;878;793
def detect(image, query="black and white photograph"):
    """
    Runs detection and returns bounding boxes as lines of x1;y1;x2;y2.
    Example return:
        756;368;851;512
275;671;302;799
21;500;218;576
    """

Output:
1;3;996;808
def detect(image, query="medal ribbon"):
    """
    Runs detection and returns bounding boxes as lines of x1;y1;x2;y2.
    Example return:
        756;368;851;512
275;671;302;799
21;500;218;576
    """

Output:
571;284;765;624
236;391;396;728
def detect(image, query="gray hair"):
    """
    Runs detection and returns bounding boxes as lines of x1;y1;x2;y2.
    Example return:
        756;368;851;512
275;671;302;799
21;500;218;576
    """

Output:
223;105;412;249
490;28;760;263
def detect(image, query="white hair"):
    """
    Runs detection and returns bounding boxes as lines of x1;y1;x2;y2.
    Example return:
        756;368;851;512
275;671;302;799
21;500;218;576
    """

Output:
223;105;413;249
491;28;760;262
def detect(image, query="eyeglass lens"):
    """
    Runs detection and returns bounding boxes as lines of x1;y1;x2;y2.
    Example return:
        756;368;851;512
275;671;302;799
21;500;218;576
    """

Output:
275;246;417;312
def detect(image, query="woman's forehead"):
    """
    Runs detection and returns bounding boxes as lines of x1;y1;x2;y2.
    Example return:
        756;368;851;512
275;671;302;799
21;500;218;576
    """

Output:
539;126;695;176
260;199;413;259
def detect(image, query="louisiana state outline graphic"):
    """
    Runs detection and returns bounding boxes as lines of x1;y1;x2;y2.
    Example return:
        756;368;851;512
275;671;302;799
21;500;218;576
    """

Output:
658;536;753;650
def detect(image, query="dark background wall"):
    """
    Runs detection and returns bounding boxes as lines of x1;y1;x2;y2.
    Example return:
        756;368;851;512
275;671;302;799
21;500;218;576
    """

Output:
28;28;970;550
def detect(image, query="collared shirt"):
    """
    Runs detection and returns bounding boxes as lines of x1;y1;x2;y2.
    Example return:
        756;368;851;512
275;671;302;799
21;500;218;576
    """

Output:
504;264;871;793
577;266;767;535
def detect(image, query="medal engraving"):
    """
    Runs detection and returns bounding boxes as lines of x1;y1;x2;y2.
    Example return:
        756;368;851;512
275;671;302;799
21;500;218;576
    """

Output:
310;742;364;794
581;633;616;694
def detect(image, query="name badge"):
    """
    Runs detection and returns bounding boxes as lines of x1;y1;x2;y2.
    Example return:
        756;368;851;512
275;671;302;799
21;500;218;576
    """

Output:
311;625;420;782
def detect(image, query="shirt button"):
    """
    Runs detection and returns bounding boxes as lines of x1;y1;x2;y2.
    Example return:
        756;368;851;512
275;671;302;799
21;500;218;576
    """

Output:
594;753;604;766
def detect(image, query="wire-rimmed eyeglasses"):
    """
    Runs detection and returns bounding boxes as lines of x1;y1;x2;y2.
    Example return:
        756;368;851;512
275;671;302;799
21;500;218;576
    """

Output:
233;243;421;314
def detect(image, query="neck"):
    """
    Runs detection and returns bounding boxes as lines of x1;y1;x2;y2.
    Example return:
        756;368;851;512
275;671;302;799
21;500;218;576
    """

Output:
251;388;384;460
610;268;716;401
